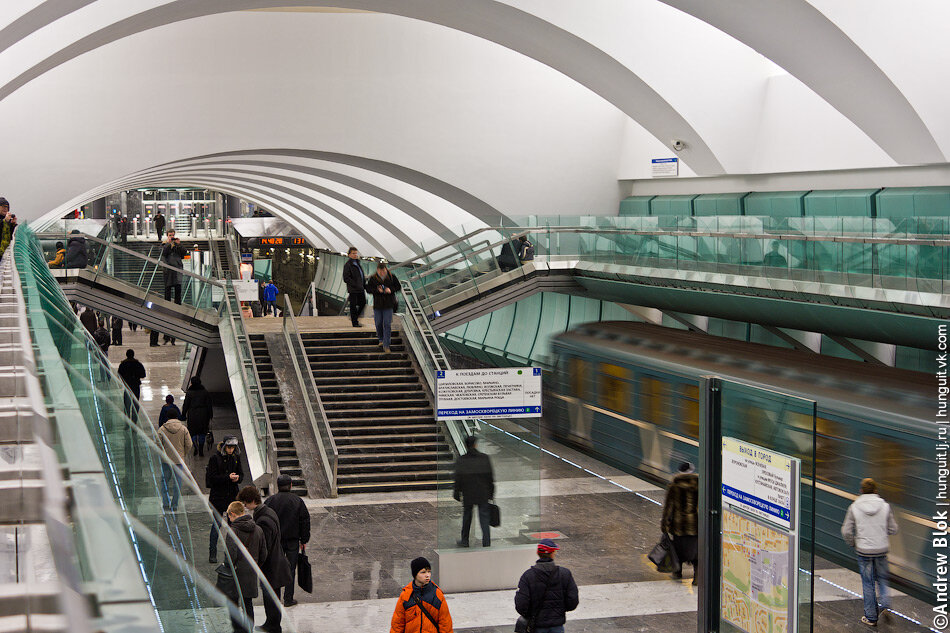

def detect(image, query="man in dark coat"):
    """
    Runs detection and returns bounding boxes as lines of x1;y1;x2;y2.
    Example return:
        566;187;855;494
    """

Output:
224;501;267;633
110;315;123;346
153;212;166;240
342;246;366;327
453;435;495;547
161;230;186;305
78;306;98;335
264;474;311;607
238;486;292;633
661;461;699;584
117;349;146;422
65;231;88;269
515;539;579;632
182;376;213;456
206;437;245;563
364;262;401;352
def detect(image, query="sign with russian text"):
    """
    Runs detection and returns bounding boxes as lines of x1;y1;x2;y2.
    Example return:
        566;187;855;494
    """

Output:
651;157;678;177
721;438;797;530
436;368;542;420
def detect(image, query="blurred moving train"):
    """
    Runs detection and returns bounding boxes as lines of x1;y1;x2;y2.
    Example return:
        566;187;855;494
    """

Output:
546;322;935;602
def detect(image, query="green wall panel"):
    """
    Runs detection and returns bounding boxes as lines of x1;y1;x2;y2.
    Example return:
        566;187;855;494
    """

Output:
650;195;697;216
877;187;950;219
804;189;878;217
619;196;654;216
693;193;747;216
505;294;544;364
744;191;808;218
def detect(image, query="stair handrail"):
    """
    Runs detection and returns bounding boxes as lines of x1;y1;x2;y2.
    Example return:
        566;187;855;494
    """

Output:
298;281;318;317
281;295;338;496
398;282;468;456
219;278;280;489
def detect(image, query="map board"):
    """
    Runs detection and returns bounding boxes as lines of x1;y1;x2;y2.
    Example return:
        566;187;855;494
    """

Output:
721;438;800;633
435;368;541;420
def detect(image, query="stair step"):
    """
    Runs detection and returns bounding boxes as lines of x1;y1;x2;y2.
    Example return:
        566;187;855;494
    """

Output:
328;414;437;425
337;460;450;473
306;345;406;355
337;441;449;453
337;470;449;483
336;480;444;494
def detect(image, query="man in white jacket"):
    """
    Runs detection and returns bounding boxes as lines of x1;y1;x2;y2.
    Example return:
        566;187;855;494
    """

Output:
841;478;899;627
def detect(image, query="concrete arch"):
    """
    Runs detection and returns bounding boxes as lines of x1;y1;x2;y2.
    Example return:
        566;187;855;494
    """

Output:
660;0;945;164
0;0;724;174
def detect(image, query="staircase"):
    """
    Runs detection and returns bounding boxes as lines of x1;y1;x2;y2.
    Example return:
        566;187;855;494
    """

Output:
248;334;308;496
214;240;234;278
301;330;452;493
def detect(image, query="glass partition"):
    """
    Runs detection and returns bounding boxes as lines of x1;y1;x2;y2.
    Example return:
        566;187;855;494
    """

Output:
716;380;817;633
436;417;542;552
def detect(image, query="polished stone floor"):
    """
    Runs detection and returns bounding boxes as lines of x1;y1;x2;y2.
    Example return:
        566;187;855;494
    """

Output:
120;329;934;633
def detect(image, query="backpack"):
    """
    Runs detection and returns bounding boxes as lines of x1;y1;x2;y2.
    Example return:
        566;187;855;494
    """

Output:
93;328;110;350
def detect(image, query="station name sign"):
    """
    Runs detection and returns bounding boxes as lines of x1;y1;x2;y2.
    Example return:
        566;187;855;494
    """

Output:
249;236;308;248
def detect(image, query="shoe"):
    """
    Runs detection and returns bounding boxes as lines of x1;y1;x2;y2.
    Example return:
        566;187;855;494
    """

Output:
149;344;159;347
283;599;298;607
880;610;892;624
209;555;217;564
692;577;698;586
255;626;280;633
383;346;391;353
352;322;361;328
456;540;470;548
672;570;683;579
861;617;877;627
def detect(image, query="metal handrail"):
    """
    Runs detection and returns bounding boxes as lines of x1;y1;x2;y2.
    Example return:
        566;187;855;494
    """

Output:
219;279;278;485
398;283;467;456
282;295;338;496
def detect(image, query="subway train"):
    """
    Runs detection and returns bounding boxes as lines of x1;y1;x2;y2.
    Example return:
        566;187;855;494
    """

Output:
546;321;936;602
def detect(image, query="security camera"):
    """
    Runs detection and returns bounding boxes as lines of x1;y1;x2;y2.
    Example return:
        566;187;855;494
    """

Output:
671;140;686;152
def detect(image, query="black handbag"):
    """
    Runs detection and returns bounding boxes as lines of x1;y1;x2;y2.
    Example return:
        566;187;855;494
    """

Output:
214;563;239;605
297;551;313;593
205;429;214;450
648;533;680;573
489;503;501;528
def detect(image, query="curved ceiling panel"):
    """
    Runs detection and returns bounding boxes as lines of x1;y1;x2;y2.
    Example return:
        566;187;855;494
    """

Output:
0;0;725;174
660;0;944;164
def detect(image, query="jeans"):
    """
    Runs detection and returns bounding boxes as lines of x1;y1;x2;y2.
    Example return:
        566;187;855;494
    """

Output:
265;300;277;316
535;627;564;633
374;309;393;348
280;544;299;602
348;292;366;325
161;463;182;511
461;503;492;546
857;554;889;621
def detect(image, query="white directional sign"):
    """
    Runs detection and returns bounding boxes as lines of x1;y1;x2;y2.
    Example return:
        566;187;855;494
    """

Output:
721;437;798;530
436;368;542;420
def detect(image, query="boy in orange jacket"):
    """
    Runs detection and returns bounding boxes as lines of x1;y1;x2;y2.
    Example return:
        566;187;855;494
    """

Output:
391;557;452;633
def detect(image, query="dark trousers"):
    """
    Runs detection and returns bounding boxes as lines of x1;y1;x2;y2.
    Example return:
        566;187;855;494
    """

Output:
165;283;182;304
209;511;225;559
673;534;698;572
231;597;254;633
348;292;366;325
261;581;282;631
461;503;491;546
280;544;299;603
150;329;159;346
111;330;122;345
123;392;139;423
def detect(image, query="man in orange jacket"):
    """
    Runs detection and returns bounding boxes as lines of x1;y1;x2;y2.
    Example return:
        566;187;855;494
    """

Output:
391;557;453;633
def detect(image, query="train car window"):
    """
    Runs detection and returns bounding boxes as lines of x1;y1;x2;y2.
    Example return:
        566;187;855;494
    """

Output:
814;416;849;486
641;376;671;428
568;357;588;400
865;435;929;512
678;383;700;439
599;363;630;413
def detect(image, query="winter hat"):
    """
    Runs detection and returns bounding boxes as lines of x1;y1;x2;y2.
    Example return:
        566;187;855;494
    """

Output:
224;436;239;447
678;461;695;474
537;538;559;555
410;557;431;578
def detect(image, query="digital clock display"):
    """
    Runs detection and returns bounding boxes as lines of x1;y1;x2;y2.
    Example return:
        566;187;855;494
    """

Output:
249;236;308;248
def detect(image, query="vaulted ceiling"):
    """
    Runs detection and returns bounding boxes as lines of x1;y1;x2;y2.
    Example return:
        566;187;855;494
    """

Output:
1;1;947;255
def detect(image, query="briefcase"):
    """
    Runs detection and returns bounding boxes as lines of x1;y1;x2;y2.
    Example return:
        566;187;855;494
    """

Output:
648;533;680;573
488;503;501;527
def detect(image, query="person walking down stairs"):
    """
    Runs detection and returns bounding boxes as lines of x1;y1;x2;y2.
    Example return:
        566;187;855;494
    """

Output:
365;262;401;352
